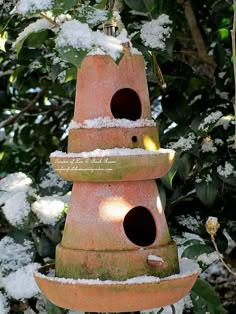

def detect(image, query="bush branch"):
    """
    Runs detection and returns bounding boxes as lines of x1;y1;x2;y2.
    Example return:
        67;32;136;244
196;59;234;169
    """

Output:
231;0;236;149
0;88;45;129
181;0;216;68
211;235;236;277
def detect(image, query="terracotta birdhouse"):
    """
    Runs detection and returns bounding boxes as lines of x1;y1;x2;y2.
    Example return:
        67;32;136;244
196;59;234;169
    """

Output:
34;48;198;312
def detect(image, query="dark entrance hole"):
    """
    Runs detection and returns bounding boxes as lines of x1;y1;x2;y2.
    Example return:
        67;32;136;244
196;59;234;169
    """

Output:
123;206;156;247
131;135;138;143
110;88;142;120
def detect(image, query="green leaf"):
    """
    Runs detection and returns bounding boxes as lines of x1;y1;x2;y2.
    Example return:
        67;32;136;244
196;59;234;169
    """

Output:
96;0;109;9
26;30;48;48
57;46;88;68
191;278;225;314
124;0;157;13
178;153;193;181
45;300;67;314
51;0;77;16
217;28;230;41
15;29;48;55
161;152;180;190
195;177;220;207
182;243;214;259
65;66;77;82
161;91;190;125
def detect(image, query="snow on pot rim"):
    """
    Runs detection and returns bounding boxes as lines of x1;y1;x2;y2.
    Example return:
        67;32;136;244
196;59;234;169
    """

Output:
50;148;176;182
34;258;199;312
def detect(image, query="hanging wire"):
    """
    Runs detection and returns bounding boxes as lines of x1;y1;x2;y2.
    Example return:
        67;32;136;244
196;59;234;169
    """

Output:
103;0;118;36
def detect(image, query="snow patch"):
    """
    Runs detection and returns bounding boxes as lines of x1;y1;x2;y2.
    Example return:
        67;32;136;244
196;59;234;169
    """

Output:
32;195;66;225
14;19;52;47
68;117;155;129
0;173;34;226
140;14;172;50
147;255;164;263
50;148;174;158
39;163;68;192
0;236;34;278
2;263;40;300
16;0;53;14
0;292;9;314
56;20;140;61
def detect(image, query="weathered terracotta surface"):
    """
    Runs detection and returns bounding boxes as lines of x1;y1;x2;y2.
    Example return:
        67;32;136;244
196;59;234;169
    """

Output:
51;149;175;182
56;241;179;280
56;180;178;279
74;54;151;121
35;263;198;312
68;127;160;152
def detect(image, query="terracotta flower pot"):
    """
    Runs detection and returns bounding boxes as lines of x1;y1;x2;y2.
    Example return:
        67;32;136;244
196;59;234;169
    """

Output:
35;50;198;312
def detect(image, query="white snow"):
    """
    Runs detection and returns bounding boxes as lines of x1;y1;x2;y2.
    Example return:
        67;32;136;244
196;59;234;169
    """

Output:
14;19;52;47
201;138;217;153
2;263;40;300
147;255;164;262
35;258;199;285
198;111;223;132
0;292;9;314
0;173;34;226
140;14;172;50
141;298;185;314
56;20;139;61
86;8;107;26
197;252;219;265
177;215;201;233
2;190;32;226
56;20;94;50
50;148;174;158
217;161;235;177
68;117;155;130
32;195;66;225
0;236;34;278
0;172;32;204
39;163;68;191
167;132;196;151
16;0;53;14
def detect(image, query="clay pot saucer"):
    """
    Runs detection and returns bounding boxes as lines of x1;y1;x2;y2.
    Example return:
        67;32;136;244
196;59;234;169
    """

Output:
34;258;199;312
50;148;175;182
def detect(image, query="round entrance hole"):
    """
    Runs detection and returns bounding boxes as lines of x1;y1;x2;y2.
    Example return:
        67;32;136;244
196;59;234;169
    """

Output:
123;206;156;247
110;88;142;120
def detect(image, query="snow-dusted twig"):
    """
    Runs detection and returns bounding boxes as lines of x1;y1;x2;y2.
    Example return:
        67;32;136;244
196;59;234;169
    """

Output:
231;0;236;150
39;12;59;27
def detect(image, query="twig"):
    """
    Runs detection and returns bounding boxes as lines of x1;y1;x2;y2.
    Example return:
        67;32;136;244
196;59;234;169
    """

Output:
231;0;236;149
152;51;167;89
39;13;59;27
211;235;236;277
170;304;176;314
182;0;216;68
0;88;45;128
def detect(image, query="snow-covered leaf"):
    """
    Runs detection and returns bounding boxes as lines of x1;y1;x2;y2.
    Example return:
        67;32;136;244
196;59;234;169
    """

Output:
57;46;88;68
2;263;40;300
51;0;77;16
0;235;35;278
14;19;52;55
